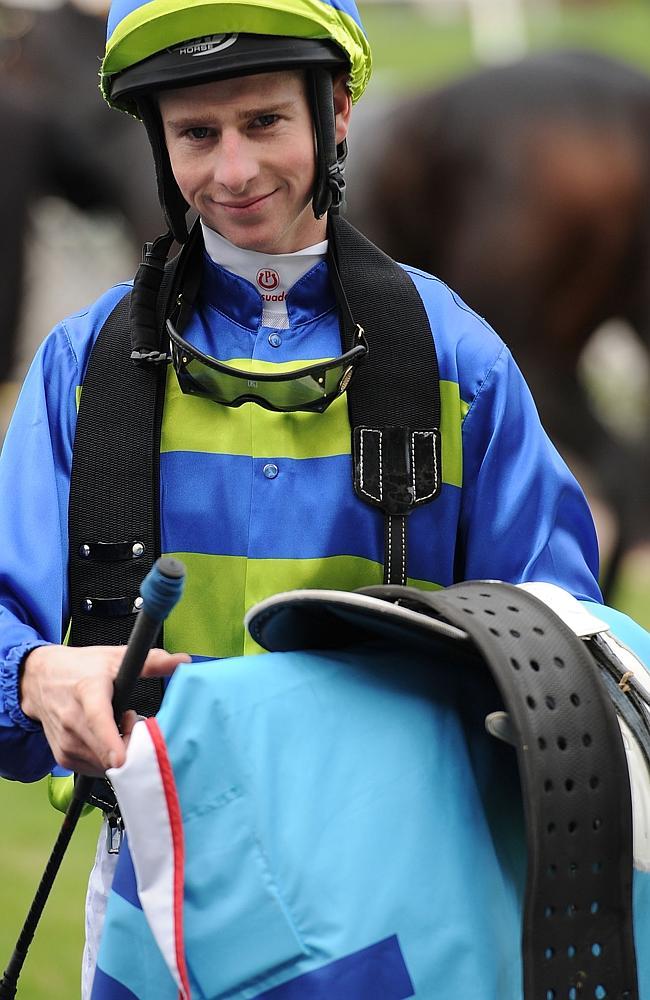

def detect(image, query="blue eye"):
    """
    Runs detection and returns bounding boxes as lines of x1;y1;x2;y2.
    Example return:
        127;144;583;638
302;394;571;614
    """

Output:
188;127;210;140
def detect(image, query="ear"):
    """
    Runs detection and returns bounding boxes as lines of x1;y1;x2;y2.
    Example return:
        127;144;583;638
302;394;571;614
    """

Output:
333;73;353;145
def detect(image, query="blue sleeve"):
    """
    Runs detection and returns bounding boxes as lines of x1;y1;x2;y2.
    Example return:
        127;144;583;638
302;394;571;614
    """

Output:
458;344;602;603
0;324;81;780
0;285;131;781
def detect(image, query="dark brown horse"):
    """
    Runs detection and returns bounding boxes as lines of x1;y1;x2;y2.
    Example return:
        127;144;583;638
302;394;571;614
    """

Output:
346;50;650;589
0;2;161;380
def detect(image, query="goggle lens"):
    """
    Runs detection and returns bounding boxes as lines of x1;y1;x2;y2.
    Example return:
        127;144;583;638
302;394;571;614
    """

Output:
168;320;366;413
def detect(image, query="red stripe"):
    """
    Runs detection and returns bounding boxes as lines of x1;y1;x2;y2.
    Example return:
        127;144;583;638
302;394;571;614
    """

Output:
145;718;191;999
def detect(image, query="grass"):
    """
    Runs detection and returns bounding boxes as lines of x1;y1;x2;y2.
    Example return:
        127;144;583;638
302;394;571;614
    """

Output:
0;779;100;998
3;2;650;996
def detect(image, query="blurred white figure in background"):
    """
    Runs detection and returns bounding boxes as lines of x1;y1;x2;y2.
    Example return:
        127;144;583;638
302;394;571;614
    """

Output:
466;0;528;63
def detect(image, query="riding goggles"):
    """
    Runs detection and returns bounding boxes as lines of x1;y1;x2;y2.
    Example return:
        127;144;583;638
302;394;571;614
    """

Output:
167;320;368;413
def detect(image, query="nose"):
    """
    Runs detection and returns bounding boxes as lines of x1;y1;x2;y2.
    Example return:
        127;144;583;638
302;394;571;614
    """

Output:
212;129;259;194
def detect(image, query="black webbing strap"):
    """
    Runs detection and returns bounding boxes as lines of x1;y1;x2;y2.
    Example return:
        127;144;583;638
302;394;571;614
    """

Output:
364;580;637;1000
67;226;201;727
68;293;167;717
329;215;442;585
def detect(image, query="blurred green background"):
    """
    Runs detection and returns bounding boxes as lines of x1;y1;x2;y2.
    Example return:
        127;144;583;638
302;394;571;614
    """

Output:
2;1;650;996
364;0;650;90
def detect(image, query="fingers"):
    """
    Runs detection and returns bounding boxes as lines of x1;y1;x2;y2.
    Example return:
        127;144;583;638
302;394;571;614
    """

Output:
72;673;127;772
43;711;121;776
55;708;145;776
60;652;190;772
21;644;191;775
141;648;192;677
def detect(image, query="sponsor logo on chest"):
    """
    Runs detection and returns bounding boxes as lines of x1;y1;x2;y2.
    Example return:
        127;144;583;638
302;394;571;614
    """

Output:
257;268;286;302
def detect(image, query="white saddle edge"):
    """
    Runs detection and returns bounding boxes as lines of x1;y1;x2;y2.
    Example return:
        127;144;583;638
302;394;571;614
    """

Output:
245;587;468;645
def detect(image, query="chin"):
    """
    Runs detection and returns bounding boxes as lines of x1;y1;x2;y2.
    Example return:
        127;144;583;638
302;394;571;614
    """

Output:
231;230;285;255
206;218;269;251
234;236;277;254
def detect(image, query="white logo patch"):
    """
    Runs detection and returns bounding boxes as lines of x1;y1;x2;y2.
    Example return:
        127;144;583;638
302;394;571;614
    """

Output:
256;269;286;303
172;34;238;58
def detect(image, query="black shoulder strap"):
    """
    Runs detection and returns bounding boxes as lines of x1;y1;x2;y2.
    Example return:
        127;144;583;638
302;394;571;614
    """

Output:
67;269;178;716
330;215;442;585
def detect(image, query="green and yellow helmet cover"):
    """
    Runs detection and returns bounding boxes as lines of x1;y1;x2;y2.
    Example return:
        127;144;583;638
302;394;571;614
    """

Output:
102;0;372;106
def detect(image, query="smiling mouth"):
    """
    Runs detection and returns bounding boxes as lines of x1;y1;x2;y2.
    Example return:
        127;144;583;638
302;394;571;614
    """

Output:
219;191;275;211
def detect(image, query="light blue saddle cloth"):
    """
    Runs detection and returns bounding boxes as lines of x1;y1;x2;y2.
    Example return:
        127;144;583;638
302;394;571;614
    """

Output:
92;601;650;999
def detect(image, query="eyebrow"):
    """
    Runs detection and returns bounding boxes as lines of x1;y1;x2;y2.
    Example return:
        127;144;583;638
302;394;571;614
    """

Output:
164;100;296;131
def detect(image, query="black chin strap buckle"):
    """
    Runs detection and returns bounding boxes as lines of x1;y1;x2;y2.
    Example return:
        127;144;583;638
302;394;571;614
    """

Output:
328;167;346;213
328;139;348;214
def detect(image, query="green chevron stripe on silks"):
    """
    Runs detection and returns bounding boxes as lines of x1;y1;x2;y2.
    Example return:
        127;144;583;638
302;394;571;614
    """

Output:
163;551;441;658
102;0;372;105
162;367;467;486
440;379;465;489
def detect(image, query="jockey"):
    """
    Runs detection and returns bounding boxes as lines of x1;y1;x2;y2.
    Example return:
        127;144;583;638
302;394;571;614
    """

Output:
0;0;612;994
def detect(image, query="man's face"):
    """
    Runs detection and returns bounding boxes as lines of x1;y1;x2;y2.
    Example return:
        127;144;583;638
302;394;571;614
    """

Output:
159;70;350;254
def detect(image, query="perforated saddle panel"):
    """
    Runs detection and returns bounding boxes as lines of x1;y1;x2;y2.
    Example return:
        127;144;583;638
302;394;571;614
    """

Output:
247;580;638;1000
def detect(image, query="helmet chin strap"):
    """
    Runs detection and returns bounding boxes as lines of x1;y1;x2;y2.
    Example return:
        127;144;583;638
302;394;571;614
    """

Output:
309;68;347;218
137;69;346;244
138;97;190;244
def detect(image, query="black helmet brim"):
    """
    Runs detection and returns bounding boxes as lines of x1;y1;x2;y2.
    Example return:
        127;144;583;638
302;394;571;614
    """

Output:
108;33;348;111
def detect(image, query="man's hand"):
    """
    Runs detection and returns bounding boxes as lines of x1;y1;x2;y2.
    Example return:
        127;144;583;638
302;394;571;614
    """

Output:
20;644;191;776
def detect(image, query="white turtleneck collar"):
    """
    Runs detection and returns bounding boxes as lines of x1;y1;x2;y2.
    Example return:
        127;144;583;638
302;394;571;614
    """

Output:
201;221;328;329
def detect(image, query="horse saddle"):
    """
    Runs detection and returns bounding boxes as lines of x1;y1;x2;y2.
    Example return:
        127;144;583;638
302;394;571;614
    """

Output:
97;580;650;999
247;579;650;1000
